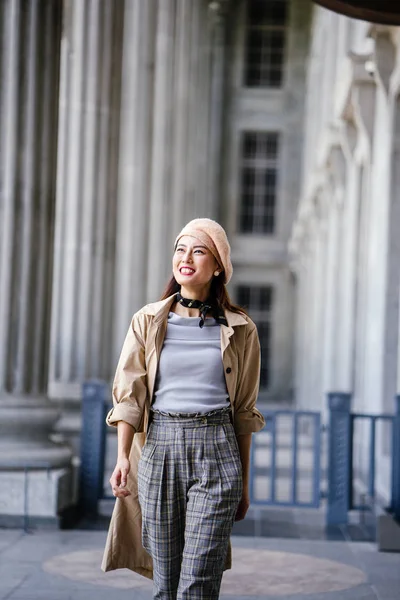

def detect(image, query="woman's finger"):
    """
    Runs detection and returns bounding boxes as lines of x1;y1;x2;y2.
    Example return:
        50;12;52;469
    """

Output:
112;486;131;498
120;468;128;487
110;468;121;487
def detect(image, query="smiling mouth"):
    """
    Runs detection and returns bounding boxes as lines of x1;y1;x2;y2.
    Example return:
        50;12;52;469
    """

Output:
180;267;195;275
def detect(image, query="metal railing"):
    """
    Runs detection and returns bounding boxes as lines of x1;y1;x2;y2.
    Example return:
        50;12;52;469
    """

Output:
79;382;400;529
350;413;395;510
327;393;400;525
249;409;322;508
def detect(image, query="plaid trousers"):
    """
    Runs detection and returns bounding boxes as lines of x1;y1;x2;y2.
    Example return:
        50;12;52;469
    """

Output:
138;409;242;600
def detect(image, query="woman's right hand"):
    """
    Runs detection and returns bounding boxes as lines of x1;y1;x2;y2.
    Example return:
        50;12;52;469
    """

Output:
109;457;131;498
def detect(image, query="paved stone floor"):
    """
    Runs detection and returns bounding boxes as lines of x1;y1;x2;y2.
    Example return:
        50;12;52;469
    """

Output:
0;529;399;600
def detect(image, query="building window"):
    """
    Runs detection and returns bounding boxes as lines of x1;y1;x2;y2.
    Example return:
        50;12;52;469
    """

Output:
239;131;279;234
237;285;273;389
244;0;288;88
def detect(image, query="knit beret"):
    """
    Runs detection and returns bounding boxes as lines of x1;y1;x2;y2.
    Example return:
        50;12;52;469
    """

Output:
174;218;233;284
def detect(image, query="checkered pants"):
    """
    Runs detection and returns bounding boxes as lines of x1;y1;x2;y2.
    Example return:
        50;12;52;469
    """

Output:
138;409;242;600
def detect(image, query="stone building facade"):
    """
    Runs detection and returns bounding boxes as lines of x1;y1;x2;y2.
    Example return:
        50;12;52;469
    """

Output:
0;0;310;520
290;6;400;503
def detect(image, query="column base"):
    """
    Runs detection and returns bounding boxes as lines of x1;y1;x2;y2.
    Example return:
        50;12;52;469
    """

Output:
0;466;75;523
0;393;75;524
0;393;72;469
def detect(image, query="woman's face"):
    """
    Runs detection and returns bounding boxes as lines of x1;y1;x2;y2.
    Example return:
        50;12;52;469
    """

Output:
172;235;219;293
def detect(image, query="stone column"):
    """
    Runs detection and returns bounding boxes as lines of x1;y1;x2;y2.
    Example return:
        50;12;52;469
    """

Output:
383;95;400;412
353;163;371;408
48;1;124;446
350;78;375;412
170;0;195;236
368;31;398;417
322;147;345;392
335;122;359;393
297;232;314;409
146;0;177;301
306;233;318;409
321;181;340;395
0;0;71;520
312;218;329;411
295;248;307;409
145;0;231;300
207;0;230;218
112;0;156;355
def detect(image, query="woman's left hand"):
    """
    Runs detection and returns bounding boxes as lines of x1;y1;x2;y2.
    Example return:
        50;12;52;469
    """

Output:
235;489;250;521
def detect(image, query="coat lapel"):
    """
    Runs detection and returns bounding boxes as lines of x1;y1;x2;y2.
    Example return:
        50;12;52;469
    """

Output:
221;309;247;355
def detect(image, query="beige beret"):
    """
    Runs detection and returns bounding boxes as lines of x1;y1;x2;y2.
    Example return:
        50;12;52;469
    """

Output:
174;218;233;284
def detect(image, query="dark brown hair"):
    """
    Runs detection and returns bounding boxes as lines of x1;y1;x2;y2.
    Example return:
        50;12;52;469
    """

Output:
160;274;247;316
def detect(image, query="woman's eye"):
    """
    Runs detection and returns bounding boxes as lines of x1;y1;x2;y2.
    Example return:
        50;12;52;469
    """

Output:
194;249;204;254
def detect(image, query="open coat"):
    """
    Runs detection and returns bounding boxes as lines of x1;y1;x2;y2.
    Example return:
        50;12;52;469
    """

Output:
101;293;265;578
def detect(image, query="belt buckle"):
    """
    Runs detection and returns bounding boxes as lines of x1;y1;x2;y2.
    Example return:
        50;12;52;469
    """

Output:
201;416;207;424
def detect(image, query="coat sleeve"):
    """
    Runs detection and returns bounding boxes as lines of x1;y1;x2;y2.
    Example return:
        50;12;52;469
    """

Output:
106;312;148;431
233;323;265;435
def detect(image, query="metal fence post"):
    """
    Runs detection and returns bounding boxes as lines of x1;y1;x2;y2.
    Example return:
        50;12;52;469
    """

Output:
392;396;400;521
326;392;352;526
80;380;109;516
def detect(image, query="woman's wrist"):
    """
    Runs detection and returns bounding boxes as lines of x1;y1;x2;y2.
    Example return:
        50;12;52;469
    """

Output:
117;453;130;461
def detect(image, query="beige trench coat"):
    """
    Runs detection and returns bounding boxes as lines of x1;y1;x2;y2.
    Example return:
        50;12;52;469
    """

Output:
101;293;265;578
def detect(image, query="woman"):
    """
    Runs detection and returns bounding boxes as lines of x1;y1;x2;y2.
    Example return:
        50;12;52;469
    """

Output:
102;218;265;599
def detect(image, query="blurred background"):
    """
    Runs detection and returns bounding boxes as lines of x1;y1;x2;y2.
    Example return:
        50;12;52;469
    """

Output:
0;0;400;548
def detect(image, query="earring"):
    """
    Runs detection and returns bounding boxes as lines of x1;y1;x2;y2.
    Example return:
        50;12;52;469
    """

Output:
214;271;220;277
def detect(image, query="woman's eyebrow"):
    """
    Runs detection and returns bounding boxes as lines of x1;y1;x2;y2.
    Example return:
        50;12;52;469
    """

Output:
176;244;208;249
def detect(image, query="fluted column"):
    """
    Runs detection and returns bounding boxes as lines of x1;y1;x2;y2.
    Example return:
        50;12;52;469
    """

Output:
335;123;360;393
321;188;340;394
311;222;328;410
296;237;312;409
170;0;194;236
146;0;231;300
113;0;156;355
0;0;70;460
170;0;222;234
48;1;123;440
207;0;230;217
146;0;177;301
0;1;72;519
303;232;317;408
323;148;345;392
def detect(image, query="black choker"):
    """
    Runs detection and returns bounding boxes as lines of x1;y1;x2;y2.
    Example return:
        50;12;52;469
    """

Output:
176;293;227;328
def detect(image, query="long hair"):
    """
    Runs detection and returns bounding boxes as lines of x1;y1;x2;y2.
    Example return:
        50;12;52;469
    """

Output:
160;274;247;315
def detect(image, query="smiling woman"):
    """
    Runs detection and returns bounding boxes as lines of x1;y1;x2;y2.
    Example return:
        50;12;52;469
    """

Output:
102;218;265;600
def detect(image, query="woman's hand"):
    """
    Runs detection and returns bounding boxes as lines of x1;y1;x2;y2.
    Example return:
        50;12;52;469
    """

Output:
109;457;131;498
235;489;250;521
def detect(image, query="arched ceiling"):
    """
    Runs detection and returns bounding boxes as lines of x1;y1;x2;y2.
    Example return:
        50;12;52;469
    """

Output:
314;1;400;25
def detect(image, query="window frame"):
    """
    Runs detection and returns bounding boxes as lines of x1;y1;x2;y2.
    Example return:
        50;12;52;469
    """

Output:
237;284;274;390
238;130;280;236
243;0;289;89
